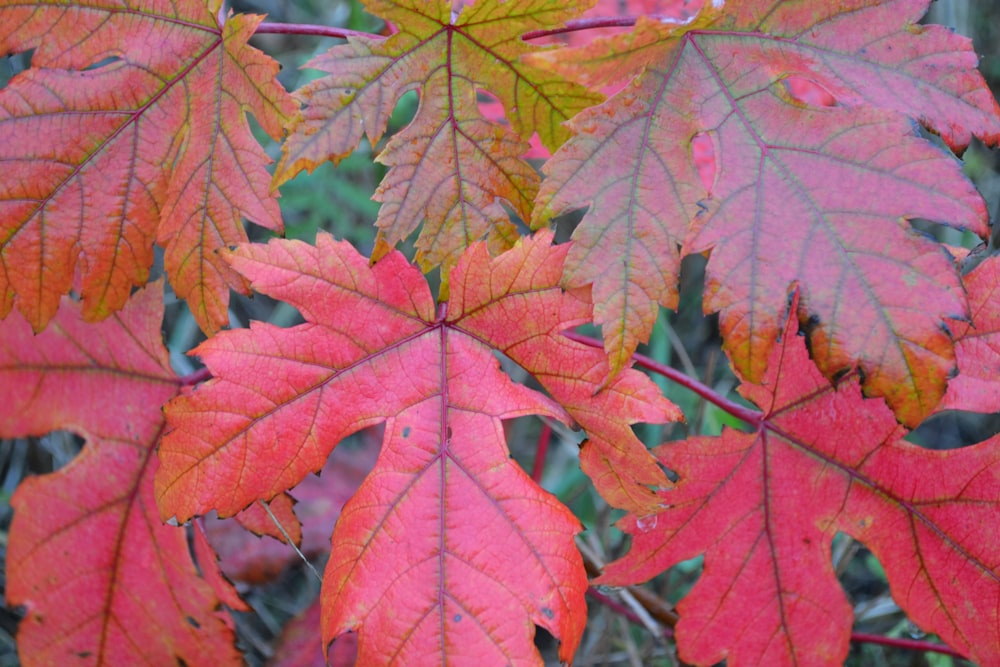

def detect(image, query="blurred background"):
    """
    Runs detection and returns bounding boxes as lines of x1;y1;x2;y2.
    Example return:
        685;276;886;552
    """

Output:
1;1;999;665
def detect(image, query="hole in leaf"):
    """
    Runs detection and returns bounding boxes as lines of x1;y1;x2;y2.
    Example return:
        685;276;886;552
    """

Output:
0;50;33;89
782;75;837;107
906;410;1000;450
387;89;418;135
533;623;558;663
908;216;982;248
83;55;122;71
691;132;716;194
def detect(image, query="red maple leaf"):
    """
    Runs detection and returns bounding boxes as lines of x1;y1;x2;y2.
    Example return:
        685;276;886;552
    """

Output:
0;282;244;666
157;231;679;663
532;0;1000;426
938;253;1000;413
0;0;297;333
599;296;1000;666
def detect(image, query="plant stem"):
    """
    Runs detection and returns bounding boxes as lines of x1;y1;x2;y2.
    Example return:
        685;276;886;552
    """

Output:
564;331;762;426
522;16;640;41
255;22;379;40
180;367;212;386
521;14;691;40
850;632;966;659
254;14;669;42
530;421;552;483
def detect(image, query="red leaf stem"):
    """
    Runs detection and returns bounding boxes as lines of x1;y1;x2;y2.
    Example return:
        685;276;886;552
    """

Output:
254;16;655;43
530;420;553;483
522;15;646;41
564;331;761;425
254;16;657;40
254;22;380;40
180;367;212;386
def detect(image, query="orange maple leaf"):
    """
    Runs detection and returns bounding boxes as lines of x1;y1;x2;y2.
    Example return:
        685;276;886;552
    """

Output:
0;0;297;333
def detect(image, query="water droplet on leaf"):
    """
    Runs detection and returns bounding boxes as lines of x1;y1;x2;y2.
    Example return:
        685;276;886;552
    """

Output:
636;514;658;532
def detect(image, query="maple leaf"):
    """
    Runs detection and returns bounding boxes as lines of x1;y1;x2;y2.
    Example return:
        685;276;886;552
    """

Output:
937;253;1000;413
230;494;303;547
0;0;297;333
274;0;602;270
157;231;679;664
531;0;1000;425
599;299;1000;666
0;282;243;666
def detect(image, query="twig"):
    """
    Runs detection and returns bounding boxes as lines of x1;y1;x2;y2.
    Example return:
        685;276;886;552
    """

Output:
577;537;678;631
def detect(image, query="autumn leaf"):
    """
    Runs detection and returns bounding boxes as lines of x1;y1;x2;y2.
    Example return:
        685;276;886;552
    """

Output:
230;494;303;547
192;520;252;614
599;299;1000;666
937;253;1000;413
532;0;1000;425
0;282;243;666
274;0;602;270
0;0;297;333
157;231;678;663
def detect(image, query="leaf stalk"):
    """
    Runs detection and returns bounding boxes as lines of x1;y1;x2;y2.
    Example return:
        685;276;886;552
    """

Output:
563;331;762;426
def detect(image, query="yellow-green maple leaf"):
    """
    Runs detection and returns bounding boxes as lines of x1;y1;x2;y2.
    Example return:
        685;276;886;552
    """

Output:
275;0;602;270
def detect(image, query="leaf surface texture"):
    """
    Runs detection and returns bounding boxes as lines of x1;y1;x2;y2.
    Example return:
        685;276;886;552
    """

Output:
533;0;1000;424
601;304;1000;666
0;284;243;666
158;232;678;663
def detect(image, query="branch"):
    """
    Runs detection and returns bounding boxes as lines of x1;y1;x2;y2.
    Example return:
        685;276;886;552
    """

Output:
850;633;966;660
564;331;762;425
254;22;382;40
578;538;678;631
